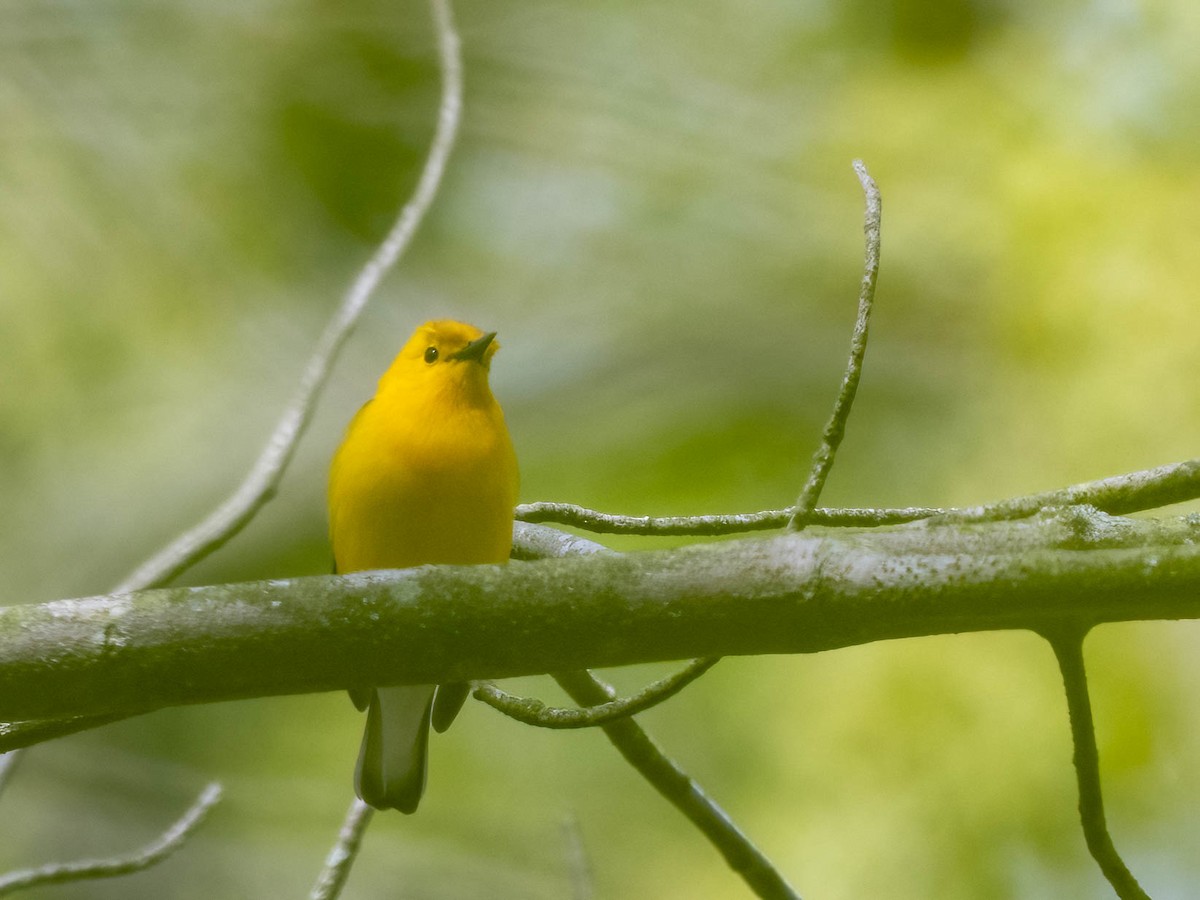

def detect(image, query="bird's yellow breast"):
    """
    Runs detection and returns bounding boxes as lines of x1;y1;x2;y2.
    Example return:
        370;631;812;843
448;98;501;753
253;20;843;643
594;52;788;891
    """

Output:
329;337;519;574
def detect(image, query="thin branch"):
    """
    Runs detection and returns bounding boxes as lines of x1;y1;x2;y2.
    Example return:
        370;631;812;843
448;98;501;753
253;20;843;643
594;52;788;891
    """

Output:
0;782;222;897
788;159;881;531
308;799;375;900
1044;630;1150;900
515;161;887;542
515;502;942;535
111;0;464;596
516;457;1200;537
554;670;801;900
938;457;1200;524
473;658;721;729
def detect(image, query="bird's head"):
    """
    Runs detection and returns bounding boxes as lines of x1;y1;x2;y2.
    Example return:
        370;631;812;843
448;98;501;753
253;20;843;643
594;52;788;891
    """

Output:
380;319;501;404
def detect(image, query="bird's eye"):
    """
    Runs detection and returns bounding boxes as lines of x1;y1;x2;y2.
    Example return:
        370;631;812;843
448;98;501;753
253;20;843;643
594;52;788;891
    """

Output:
423;346;438;364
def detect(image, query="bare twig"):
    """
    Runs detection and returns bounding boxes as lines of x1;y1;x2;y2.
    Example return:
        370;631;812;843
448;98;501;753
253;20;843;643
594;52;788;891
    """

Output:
474;658;720;728
516;457;1200;537
554;670;800;900
517;161;886;544
515;502;942;534
788;159;880;531
111;0;465;596
0;782;222;897
308;799;375;900
938;457;1200;524
1045;630;1150;900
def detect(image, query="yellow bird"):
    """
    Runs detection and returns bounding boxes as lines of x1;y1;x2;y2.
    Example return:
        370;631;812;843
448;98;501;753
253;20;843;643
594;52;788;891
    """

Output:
328;319;519;812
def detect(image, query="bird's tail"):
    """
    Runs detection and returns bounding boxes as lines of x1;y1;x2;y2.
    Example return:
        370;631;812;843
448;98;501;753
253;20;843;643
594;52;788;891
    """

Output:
355;684;436;813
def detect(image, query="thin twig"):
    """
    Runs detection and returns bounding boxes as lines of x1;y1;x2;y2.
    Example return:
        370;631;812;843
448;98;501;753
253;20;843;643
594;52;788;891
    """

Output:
937;457;1200;524
308;799;376;900
111;0;465;596
515;161;888;543
788;159;880;531
553;670;800;900
474;658;721;729
1045;630;1150;900
516;457;1200;537
0;782;222;897
515;502;942;534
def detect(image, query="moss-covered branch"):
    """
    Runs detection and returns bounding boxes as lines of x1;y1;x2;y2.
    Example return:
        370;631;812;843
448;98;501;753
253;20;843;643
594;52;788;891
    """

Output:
2;509;1197;723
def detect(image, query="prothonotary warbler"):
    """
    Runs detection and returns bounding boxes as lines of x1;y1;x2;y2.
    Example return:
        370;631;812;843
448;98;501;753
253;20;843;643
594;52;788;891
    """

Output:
328;319;519;812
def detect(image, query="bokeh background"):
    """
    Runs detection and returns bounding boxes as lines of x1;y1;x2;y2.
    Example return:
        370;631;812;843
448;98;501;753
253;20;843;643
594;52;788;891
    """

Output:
2;0;1199;897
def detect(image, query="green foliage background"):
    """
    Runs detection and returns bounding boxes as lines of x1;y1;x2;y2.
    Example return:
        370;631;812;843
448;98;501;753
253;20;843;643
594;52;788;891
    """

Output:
2;0;1199;897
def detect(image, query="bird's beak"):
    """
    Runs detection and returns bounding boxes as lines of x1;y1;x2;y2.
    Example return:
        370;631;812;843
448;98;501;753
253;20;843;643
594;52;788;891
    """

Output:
451;331;497;363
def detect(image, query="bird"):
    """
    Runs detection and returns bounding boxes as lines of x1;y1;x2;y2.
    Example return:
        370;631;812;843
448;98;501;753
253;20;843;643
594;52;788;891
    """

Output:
328;319;519;812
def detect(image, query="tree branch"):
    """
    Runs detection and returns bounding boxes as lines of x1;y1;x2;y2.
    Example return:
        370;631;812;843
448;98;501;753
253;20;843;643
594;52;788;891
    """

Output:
473;657;720;729
2;509;1197;724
